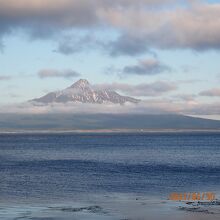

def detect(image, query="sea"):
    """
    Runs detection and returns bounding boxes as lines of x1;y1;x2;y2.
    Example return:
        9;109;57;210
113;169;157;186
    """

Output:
0;132;220;220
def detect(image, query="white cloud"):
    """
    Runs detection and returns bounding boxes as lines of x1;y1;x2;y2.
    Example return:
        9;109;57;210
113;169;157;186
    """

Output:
100;1;220;50
94;81;177;96
1;98;219;116
38;69;81;78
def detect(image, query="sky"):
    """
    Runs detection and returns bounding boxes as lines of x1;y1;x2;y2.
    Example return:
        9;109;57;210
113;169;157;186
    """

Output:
0;0;220;119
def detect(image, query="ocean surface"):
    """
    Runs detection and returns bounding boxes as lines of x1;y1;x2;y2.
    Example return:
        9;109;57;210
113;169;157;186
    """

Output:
0;132;220;219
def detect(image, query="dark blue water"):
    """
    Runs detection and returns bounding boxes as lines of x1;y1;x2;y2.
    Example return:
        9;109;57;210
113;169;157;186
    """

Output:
0;132;220;203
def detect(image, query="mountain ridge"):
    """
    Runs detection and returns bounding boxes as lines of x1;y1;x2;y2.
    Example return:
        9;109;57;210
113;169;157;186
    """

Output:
31;79;140;104
0;113;220;131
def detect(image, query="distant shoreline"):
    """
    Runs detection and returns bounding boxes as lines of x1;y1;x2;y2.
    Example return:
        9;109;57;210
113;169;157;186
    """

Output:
1;128;220;134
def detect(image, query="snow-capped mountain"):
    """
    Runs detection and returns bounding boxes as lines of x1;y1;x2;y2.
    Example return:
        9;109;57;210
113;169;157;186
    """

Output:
31;79;140;104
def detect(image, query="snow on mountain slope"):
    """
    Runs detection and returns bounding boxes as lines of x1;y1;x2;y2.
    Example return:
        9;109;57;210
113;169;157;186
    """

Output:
31;79;140;104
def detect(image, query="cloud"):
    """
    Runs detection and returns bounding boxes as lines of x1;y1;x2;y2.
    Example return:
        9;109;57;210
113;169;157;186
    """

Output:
56;37;83;55
0;75;11;80
38;69;81;79
101;1;220;51
56;33;151;57
56;34;103;55
2;98;220;117
199;88;220;97
0;101;168;115
108;34;149;56
56;33;152;57
122;58;171;75
94;81;177;97
1;0;220;53
1;0;168;38
0;0;99;35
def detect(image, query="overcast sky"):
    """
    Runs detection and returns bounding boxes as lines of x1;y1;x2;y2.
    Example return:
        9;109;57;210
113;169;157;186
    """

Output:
0;0;220;119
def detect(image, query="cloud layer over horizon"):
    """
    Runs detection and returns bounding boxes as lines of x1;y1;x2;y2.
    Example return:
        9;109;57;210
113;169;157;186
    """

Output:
1;99;220;118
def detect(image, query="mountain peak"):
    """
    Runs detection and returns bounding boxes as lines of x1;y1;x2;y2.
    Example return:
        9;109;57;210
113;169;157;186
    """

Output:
31;79;140;105
70;79;90;89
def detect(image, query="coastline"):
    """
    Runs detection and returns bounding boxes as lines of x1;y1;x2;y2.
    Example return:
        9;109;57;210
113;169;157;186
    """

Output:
1;128;220;134
1;194;220;220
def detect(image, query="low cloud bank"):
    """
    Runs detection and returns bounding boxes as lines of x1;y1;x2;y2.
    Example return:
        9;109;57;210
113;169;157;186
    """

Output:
0;99;220;117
